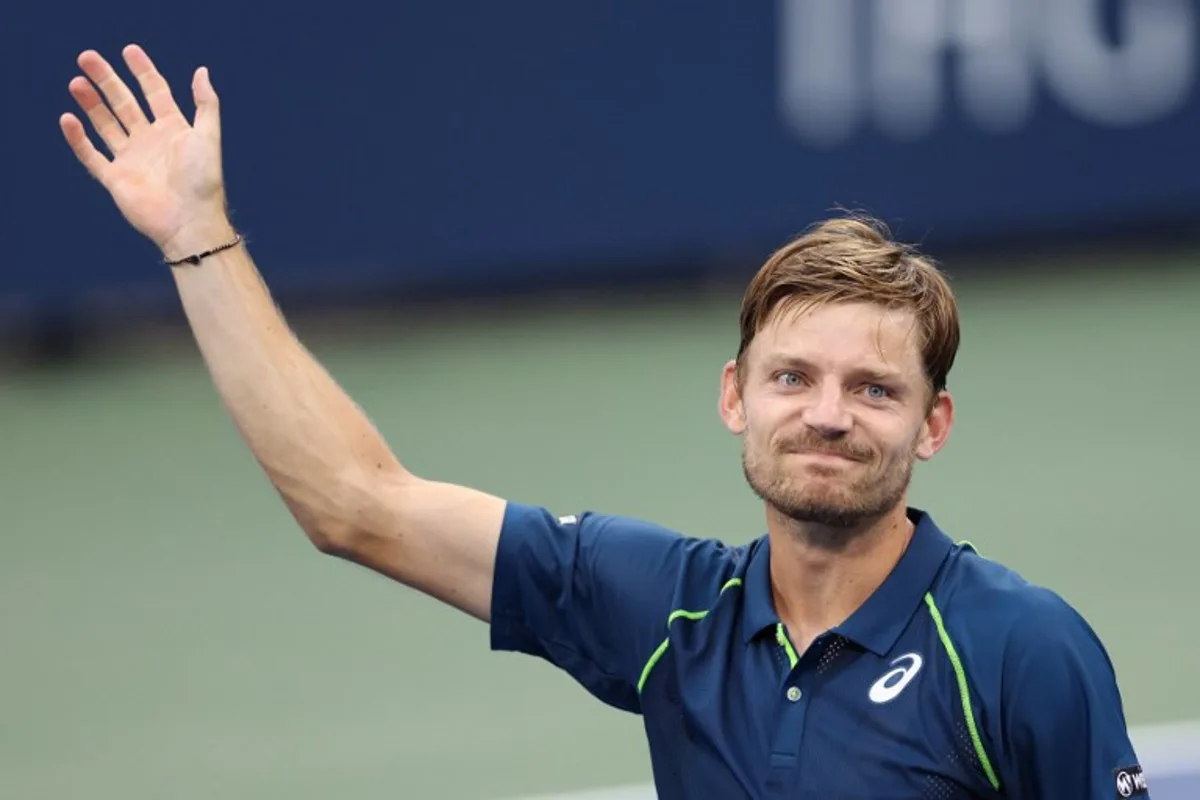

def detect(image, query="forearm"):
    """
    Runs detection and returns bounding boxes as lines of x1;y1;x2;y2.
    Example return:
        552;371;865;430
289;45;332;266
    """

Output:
164;220;406;547
64;47;505;619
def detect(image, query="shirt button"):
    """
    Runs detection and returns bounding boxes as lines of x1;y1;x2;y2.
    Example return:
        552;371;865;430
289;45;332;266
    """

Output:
786;686;802;702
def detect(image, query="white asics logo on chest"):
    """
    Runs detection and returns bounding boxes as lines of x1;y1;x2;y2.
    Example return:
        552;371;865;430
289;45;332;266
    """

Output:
869;653;924;703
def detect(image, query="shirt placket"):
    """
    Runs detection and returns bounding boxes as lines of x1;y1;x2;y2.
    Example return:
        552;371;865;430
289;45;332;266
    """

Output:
765;623;818;795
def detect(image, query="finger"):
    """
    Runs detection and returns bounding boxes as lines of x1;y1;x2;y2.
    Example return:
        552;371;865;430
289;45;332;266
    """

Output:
77;49;149;132
59;113;112;183
192;66;221;140
68;75;127;155
122;44;183;123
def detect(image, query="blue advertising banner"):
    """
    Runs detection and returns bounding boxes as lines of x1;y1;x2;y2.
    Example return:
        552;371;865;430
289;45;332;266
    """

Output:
3;0;1198;318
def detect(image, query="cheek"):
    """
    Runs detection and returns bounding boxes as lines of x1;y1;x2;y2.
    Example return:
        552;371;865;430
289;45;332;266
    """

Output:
740;412;780;458
744;404;788;448
861;417;922;459
745;422;773;453
896;423;928;458
745;393;798;428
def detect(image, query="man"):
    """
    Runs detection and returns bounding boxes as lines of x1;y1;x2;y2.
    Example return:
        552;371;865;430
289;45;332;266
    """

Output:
61;44;1147;799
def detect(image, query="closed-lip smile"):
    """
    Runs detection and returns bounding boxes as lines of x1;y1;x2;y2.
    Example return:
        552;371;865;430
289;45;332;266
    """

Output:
795;449;860;462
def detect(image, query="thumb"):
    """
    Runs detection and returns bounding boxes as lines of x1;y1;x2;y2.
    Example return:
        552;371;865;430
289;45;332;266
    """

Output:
192;66;221;139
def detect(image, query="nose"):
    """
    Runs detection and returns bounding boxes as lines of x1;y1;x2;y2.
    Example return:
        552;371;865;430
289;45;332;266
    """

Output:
800;382;853;438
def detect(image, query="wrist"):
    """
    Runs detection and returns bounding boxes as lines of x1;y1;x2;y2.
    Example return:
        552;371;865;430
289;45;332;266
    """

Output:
160;217;239;264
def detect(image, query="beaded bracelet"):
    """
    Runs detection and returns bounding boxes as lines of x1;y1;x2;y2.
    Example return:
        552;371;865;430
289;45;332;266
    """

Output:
164;233;244;267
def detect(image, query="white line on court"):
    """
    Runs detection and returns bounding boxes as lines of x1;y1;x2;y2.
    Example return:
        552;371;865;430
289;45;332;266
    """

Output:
1133;718;1200;775
506;719;1200;800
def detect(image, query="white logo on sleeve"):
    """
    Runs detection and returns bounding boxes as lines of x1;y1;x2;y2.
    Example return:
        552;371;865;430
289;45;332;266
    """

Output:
1114;765;1148;797
869;653;924;704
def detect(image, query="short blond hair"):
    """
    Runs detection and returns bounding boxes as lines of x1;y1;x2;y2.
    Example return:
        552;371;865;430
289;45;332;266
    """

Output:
737;213;960;394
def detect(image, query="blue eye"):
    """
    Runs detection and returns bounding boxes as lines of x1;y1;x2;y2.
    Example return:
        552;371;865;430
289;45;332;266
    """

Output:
864;384;890;400
778;372;803;387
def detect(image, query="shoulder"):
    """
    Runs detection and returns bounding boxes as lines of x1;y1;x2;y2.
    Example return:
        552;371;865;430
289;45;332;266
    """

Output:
491;503;758;711
933;544;1106;666
499;501;753;606
930;543;1123;743
919;533;1139;797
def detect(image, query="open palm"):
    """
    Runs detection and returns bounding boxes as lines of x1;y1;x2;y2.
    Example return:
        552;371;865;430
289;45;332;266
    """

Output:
60;45;227;252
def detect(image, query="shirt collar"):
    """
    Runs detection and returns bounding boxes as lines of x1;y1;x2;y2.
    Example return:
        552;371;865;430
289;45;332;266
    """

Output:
740;508;953;656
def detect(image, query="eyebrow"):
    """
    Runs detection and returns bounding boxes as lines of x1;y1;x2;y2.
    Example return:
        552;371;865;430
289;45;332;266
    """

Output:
764;355;907;385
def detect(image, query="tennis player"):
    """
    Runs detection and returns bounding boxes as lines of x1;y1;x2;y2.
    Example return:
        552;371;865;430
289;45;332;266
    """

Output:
61;44;1149;799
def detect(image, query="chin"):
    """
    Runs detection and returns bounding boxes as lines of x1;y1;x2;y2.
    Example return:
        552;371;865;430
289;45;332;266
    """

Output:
778;496;869;528
742;452;911;529
755;479;858;523
756;474;907;527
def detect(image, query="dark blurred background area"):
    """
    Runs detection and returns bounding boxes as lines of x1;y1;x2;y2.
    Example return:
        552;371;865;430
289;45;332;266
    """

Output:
2;2;1198;799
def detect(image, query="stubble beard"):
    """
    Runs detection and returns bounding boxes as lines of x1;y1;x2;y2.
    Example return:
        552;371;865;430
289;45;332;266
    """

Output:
741;440;916;540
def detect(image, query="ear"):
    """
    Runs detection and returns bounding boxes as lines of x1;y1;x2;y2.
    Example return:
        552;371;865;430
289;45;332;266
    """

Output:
719;359;747;435
915;390;954;461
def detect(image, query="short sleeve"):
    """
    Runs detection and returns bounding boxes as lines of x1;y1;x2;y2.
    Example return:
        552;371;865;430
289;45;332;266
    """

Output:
490;502;712;714
998;590;1146;799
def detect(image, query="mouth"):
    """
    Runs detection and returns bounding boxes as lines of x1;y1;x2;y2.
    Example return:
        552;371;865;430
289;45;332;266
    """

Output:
791;450;862;464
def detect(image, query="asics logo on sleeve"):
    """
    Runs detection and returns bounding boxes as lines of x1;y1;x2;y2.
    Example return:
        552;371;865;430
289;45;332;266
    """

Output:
869;653;924;704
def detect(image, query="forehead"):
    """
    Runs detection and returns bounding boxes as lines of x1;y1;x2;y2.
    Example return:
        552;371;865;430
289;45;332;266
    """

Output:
749;301;923;375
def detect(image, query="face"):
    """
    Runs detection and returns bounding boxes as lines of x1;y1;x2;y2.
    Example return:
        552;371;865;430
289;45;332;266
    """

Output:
720;301;953;532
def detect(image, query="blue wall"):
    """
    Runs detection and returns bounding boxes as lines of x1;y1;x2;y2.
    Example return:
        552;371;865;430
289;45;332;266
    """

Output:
5;0;1199;317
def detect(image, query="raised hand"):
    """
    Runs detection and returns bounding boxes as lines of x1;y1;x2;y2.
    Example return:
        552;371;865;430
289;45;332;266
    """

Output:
60;45;233;261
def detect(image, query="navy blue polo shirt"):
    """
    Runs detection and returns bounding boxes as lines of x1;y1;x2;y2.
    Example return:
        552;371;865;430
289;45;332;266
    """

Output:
490;503;1146;799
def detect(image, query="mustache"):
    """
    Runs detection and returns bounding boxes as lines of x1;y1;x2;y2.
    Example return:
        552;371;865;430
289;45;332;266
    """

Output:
777;435;875;462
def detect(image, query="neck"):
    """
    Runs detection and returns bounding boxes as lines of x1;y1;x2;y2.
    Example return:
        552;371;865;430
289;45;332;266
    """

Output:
767;501;914;655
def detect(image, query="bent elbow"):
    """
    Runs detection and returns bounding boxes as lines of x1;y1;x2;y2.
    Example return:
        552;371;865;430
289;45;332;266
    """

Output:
274;488;375;559
287;466;412;560
306;523;356;557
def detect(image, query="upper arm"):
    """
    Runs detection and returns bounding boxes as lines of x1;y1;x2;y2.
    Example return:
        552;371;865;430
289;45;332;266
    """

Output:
318;472;508;624
314;470;713;712
998;593;1144;799
489;503;707;713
